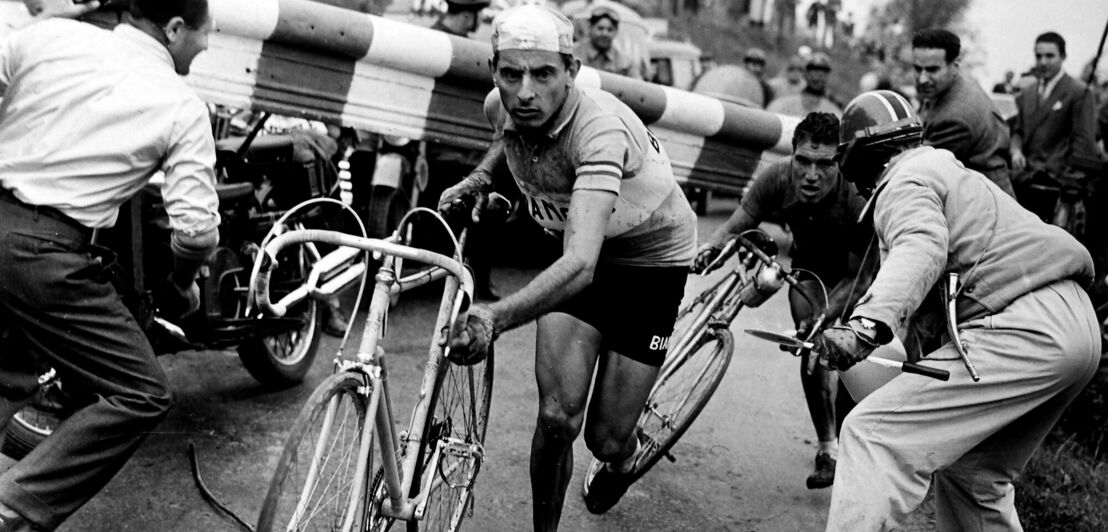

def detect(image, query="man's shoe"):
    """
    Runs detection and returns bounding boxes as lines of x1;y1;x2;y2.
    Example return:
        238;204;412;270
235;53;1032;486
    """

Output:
806;451;836;489
581;458;635;514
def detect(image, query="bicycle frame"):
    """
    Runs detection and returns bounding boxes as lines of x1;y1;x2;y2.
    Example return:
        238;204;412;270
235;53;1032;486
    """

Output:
253;225;476;528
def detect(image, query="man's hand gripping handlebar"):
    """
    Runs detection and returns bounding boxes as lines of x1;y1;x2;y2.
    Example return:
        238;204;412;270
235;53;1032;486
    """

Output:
434;191;513;366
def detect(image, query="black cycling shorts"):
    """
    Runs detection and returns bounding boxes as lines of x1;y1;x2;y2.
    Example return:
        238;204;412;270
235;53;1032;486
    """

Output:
551;263;688;367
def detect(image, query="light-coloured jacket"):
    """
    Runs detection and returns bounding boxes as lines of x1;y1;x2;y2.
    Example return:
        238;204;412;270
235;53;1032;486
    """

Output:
852;146;1093;338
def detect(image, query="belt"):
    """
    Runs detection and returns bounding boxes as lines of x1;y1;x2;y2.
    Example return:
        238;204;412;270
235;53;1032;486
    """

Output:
0;188;95;242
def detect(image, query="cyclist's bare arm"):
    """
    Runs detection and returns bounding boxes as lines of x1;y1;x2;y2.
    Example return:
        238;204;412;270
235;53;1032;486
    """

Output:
704;205;760;247
472;137;506;179
485;189;617;334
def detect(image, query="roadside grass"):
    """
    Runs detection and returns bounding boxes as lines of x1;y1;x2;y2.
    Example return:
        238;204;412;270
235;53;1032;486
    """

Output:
1015;377;1108;531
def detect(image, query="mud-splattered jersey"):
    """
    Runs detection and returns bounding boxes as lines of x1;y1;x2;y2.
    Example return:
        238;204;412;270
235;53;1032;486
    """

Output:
485;86;695;267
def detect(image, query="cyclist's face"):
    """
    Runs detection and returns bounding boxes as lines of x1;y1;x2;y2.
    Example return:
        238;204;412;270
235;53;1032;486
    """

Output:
791;140;839;204
492;50;579;133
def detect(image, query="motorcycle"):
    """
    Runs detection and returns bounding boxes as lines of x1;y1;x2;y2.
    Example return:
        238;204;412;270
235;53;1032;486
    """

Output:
2;123;364;458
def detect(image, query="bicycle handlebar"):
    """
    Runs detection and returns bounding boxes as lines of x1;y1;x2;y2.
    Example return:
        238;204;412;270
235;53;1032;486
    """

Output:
251;229;473;318
731;234;827;336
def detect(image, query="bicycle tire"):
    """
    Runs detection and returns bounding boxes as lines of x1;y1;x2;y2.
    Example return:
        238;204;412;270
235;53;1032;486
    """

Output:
630;327;734;482
257;371;377;532
406;345;495;532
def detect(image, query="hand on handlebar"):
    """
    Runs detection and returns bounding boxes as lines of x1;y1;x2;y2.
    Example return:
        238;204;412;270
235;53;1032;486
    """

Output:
809;321;877;372
692;241;726;274
443;304;496;365
438;171;493;224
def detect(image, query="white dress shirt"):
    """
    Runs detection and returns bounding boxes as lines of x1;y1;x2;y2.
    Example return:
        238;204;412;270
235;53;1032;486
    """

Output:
0;19;218;235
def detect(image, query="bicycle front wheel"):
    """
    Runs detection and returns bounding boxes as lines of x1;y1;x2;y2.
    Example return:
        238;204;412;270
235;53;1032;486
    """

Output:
407;346;495;532
632;327;734;481
257;372;375;532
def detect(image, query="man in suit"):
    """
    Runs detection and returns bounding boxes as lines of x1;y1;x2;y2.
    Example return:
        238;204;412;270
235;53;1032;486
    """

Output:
1011;31;1098;220
912;29;1015;196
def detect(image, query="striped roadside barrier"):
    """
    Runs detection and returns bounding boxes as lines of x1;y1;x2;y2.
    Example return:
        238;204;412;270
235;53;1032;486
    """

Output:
0;0;799;194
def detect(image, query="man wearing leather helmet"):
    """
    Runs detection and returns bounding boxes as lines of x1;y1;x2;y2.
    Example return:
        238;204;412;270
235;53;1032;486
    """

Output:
814;90;1100;530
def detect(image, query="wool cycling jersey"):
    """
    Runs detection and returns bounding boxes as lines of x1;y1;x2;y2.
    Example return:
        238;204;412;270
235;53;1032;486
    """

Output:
485;86;695;267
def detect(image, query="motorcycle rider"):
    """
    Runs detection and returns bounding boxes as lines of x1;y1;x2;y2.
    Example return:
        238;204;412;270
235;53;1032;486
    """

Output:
0;0;219;530
814;90;1099;530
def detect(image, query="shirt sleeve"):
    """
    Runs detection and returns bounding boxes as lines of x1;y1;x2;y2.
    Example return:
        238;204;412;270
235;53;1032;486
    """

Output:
572;114;634;195
160;98;220;237
739;162;786;220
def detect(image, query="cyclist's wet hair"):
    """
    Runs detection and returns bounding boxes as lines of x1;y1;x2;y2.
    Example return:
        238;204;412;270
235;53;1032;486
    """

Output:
792;112;840;150
912;28;961;63
132;0;209;29
1035;31;1067;57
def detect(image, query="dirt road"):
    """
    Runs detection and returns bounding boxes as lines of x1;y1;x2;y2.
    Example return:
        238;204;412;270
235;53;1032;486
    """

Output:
39;204;842;531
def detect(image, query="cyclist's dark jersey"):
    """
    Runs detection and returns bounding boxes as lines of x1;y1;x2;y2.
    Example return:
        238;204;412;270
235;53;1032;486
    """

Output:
740;159;872;280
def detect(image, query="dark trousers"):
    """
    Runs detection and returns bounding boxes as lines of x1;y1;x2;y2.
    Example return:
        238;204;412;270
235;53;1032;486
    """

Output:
0;195;172;530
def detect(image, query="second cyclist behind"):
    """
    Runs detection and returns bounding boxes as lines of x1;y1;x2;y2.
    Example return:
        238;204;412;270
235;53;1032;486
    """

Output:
694;112;876;490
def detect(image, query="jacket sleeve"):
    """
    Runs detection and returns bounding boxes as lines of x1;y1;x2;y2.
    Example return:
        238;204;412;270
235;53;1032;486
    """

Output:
1070;87;1098;162
923;117;974;162
851;173;949;335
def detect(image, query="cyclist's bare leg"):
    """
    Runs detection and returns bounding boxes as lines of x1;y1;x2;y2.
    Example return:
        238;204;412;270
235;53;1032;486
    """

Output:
530;312;602;532
582;349;661;465
789;282;839;443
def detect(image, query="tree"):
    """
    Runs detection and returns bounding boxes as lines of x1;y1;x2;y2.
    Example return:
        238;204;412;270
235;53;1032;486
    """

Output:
880;0;972;34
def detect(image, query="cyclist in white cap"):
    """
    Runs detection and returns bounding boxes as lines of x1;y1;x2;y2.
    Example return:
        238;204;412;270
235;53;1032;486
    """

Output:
439;4;695;529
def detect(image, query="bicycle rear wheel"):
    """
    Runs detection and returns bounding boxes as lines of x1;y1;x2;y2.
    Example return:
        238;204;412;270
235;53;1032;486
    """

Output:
257;371;377;532
406;346;495;532
631;327;734;481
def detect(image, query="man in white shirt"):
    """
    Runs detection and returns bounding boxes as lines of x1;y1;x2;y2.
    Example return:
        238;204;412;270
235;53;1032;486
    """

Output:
0;0;218;530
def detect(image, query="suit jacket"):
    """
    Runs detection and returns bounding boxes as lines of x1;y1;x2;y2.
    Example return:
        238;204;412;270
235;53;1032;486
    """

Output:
920;74;1014;196
1014;73;1098;178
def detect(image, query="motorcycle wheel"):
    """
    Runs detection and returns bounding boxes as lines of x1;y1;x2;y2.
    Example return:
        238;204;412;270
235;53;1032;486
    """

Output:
237;243;323;389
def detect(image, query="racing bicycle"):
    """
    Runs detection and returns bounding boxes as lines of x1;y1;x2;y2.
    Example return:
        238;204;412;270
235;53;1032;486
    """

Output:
609;229;949;489
597;230;824;488
252;196;509;532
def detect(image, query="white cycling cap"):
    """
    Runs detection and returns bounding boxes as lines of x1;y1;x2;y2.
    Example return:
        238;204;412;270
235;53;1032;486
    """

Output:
491;4;574;54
